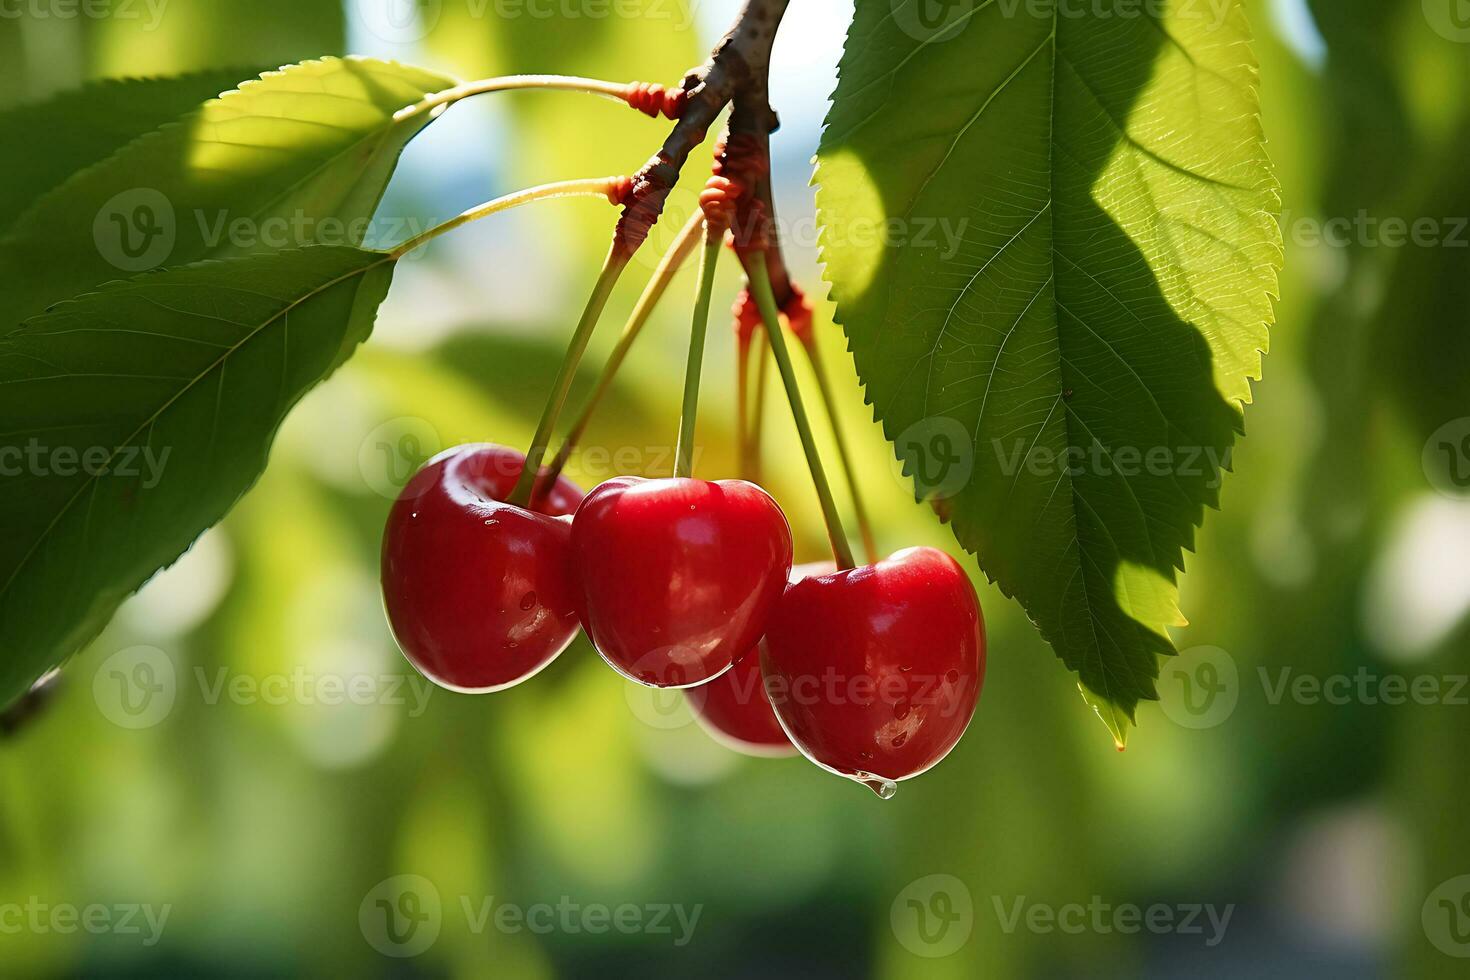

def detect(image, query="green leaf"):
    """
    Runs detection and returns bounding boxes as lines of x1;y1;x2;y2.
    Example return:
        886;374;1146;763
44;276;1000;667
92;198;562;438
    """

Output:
815;0;1281;742
0;68;266;236
0;245;396;707
0;56;454;324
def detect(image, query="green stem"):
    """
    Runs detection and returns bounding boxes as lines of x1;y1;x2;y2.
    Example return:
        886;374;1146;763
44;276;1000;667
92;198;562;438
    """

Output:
747;255;855;570
674;235;722;478
390;178;617;258
400;74;646;121
536;211;704;492
749;326;769;483
735;333;751;480
803;338;878;563
507;245;630;507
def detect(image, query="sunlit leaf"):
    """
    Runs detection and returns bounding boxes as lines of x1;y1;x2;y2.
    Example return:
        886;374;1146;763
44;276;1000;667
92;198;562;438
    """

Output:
0;67;264;235
816;0;1281;741
0;57;453;324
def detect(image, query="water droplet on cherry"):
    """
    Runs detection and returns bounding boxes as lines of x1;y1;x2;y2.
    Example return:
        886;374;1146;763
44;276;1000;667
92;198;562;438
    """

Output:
519;591;537;610
854;772;897;800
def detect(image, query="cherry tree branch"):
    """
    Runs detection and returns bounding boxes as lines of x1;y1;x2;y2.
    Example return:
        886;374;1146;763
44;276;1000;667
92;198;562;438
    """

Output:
613;0;790;257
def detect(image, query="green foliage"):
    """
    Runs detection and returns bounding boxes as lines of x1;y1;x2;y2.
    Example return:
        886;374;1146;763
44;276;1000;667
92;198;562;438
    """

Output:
1375;119;1470;437
0;68;264;234
0;57;452;324
0;245;395;706
1;4;1466;977
815;0;1281;740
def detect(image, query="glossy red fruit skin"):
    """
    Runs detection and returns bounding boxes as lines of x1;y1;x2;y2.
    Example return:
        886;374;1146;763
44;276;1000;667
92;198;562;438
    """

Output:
685;561;834;756
686;648;795;755
381;444;584;693
761;547;985;785
571;477;793;688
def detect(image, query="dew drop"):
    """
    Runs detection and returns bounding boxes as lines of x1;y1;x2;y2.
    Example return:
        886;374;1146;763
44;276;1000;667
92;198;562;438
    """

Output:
894;701;910;720
899;664;912;673
945;669;959;684
519;591;537;610
891;733;908;748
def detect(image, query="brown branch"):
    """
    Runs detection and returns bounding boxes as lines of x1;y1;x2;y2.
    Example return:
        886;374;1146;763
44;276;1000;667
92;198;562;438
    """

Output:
613;0;790;257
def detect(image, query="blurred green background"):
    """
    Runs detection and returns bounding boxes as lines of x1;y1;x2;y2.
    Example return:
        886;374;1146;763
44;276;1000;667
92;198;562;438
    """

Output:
2;0;1469;976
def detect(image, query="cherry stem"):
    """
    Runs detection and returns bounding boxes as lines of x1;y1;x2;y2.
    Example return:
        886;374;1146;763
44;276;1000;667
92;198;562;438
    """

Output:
536;211;705;494
390;178;619;258
749;326;769;481
735;333;751;480
674;235;723;478
801;338;878;563
507;245;631;507
747;255;855;570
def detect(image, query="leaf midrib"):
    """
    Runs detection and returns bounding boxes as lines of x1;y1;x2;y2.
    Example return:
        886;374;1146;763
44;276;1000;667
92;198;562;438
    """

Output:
2;60;454;251
0;253;392;604
1036;11;1131;708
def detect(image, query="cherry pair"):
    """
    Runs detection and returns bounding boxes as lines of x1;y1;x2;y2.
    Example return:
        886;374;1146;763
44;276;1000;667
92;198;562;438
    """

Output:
381;444;986;796
382;443;788;690
689;554;986;795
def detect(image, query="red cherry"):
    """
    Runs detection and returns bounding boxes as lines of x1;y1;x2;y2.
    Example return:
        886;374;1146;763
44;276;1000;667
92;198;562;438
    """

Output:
761;547;985;797
685;561;833;756
686;649;793;755
381;444;584;692
571;477;793;688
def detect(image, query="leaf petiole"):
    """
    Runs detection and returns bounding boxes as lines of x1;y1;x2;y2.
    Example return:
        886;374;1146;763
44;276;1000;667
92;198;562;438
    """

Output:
390;178;622;259
399;74;673;121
